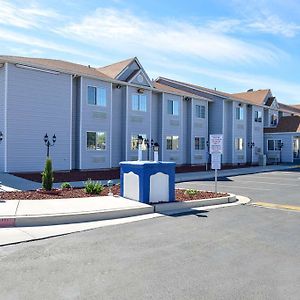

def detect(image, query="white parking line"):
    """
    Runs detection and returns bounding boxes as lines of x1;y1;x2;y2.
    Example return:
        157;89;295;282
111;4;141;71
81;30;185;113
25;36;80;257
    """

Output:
231;179;299;187
180;183;271;191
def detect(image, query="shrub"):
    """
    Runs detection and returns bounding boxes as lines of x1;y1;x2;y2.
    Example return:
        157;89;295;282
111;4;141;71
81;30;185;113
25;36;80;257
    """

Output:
184;189;198;197
42;158;54;191
84;179;104;195
61;182;72;189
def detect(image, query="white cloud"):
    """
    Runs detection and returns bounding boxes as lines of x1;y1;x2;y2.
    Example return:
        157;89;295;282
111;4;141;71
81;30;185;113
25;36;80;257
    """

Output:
56;8;285;65
0;0;59;29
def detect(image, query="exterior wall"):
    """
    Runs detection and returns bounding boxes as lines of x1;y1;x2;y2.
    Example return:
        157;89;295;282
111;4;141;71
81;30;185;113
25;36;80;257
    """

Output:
111;85;126;167
232;102;247;164
190;98;208;165
223;101;233;164
80;77;112;169
182;98;190;164
151;92;160;145
264;133;294;163
264;108;279;127
6;63;72;172
126;86;151;161
0;65;5;172
161;93;184;164
251;105;264;164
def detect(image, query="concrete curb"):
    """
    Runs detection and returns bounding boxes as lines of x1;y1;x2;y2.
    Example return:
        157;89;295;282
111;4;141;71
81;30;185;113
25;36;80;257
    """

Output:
1;206;155;228
154;193;236;214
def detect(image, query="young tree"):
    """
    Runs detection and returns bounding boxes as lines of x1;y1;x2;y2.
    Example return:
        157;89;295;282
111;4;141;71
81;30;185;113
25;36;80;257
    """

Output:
42;158;54;191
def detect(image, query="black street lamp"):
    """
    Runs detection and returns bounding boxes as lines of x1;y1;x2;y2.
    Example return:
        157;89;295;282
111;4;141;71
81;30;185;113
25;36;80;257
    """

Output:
248;142;255;165
0;131;3;143
44;133;56;157
137;135;143;161
153;142;159;162
206;140;209;171
145;138;154;160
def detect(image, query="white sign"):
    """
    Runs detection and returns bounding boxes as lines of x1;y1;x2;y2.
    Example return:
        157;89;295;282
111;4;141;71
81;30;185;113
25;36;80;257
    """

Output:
210;134;223;154
211;152;221;170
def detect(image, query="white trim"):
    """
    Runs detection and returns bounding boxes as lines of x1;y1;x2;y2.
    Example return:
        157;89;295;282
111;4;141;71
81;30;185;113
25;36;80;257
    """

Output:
231;102;235;164
86;131;107;151
180;96;184;164
79;77;83;169
4;63;8;172
149;91;152;144
125;86;129;160
264;132;300;135
191;98;194;164
133;57;153;87
161;93;165;160
70;75;73;170
86;85;107;107
266;138;282;151
15;63;60;75
128;68;153;88
109;83;113;168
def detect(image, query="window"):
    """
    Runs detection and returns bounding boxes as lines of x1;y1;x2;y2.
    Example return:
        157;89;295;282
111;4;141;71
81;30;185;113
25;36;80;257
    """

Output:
254;110;262;122
235;138;244;151
195;105;205;118
132;94;147;111
270;114;278;126
195;137;205;150
236;107;244;120
88;86;106;106
131;134;147;150
268;139;282;151
166;136;179;150
87;132;106;150
168;100;179;115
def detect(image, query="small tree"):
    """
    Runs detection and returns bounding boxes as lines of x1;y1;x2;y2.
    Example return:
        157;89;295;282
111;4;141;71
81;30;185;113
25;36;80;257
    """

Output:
42;158;54;191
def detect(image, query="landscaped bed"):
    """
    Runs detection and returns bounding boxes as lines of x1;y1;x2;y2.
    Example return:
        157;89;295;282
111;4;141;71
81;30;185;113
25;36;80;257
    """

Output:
0;185;227;201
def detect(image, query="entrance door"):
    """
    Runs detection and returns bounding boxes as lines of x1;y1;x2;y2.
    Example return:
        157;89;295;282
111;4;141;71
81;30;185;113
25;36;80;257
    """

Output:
293;137;300;161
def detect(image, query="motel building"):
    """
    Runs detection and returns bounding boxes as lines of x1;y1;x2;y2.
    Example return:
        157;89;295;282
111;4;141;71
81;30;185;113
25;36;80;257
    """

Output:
0;55;299;173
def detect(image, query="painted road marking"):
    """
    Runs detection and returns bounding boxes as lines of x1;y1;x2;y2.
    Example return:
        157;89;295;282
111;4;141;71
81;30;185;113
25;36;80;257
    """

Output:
253;202;300;212
179;183;271;191
231;179;299;187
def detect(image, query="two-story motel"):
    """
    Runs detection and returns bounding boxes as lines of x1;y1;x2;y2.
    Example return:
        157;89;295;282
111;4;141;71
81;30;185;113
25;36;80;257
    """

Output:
0;55;299;173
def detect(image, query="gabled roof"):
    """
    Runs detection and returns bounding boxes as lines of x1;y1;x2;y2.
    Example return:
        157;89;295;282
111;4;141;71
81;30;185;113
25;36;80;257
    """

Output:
153;81;210;101
232;89;271;106
278;103;300;115
0;55;110;79
97;57;135;79
264;116;300;133
293;104;300;109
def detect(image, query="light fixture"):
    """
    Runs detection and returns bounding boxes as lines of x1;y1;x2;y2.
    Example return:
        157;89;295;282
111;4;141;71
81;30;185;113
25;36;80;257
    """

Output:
115;84;122;89
137;88;144;94
184;97;191;101
44;133;57;157
0;131;3;142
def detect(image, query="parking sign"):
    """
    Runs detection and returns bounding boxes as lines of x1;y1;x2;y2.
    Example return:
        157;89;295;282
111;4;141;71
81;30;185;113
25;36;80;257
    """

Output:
210;134;223;154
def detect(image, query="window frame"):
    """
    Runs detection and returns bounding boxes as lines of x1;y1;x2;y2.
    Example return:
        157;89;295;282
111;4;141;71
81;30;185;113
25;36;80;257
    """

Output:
267;139;282;151
132;94;147;112
195;105;205;119
236;106;244;120
167;99;179;116
194;136;205;151
235;137;244;151
86;131;107;151
166;135;179;150
87;86;107;107
131;134;147;151
254;110;262;123
270;114;278;126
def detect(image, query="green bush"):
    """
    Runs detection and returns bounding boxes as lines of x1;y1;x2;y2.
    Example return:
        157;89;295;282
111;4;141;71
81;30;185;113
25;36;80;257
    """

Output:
84;179;104;195
61;182;72;189
42;158;54;191
184;189;198;196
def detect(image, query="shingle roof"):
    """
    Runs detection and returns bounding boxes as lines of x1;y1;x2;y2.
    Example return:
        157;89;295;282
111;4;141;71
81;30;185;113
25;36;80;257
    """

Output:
292;104;300;109
232;89;270;106
0;55;111;79
152;82;209;101
97;57;135;79
264;116;300;133
278;103;300;115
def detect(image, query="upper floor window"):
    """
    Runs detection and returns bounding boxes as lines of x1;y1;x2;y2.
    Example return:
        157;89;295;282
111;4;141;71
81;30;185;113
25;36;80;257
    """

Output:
254;110;262;122
168;100;179;116
88;86;106;106
132;94;147;112
87;131;106;151
236;107;244;120
195;137;205;150
195;105;205;119
270;114;278;126
268;139;281;151
166;135;179;150
235;138;244;151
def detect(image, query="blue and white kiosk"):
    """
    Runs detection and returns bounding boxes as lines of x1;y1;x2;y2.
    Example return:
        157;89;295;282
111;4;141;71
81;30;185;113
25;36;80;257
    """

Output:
120;161;176;204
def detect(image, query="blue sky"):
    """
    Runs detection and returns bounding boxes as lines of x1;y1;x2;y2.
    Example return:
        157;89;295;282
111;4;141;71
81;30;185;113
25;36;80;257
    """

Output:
0;0;300;103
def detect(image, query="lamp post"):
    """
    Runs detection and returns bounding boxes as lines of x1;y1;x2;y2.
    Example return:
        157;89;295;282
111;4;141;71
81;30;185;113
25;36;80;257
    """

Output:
144;139;154;161
279;142;284;164
137;135;143;161
248;142;255;165
206;140;209;171
0;131;3;143
153;143;159;162
44;133;56;157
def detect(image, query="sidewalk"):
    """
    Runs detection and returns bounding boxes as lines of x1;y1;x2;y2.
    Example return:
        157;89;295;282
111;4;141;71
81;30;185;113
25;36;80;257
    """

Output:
0;164;298;191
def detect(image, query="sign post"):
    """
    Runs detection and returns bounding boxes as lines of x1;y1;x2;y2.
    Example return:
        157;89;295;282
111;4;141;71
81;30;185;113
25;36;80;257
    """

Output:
209;134;223;193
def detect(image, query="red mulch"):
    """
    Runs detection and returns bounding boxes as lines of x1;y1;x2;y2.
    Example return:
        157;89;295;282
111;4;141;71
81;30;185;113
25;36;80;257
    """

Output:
12;163;256;183
0;185;227;201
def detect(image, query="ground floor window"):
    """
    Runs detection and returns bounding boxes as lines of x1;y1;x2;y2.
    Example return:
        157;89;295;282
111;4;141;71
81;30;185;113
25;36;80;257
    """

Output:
131;134;147;150
87;131;106;150
235;138;244;151
268;139;282;151
195;137;205;150
166;136;179;150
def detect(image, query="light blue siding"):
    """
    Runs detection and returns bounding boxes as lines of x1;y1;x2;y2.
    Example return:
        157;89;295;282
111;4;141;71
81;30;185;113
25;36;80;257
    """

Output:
223;101;232;164
0;66;5;171
6;63;72;172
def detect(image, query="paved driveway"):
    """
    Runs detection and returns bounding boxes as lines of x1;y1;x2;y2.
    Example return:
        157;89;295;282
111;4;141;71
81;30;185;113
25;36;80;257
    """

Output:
177;167;300;207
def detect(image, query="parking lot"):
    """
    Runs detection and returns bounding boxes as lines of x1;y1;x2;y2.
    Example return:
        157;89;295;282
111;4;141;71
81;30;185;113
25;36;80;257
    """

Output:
177;168;300;207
